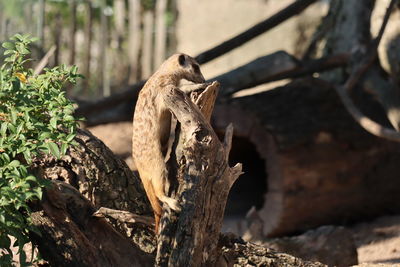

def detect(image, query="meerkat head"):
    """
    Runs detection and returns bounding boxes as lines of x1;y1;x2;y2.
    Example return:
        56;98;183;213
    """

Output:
162;53;205;84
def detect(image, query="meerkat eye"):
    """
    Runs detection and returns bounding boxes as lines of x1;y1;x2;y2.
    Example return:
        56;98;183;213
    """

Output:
192;64;200;73
178;54;186;66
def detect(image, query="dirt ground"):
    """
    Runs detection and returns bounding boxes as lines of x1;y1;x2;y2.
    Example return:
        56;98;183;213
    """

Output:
88;122;400;266
352;215;400;265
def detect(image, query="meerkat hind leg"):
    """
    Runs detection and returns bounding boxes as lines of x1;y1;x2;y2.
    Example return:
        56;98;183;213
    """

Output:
140;174;163;232
153;173;181;212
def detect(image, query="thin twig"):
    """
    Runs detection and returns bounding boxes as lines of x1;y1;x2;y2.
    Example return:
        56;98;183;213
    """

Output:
93;207;155;226
34;45;57;75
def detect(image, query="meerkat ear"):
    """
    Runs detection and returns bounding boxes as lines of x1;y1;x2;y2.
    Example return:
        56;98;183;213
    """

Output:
178;54;186;66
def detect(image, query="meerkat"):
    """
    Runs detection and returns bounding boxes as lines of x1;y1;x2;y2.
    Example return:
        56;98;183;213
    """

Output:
132;53;205;233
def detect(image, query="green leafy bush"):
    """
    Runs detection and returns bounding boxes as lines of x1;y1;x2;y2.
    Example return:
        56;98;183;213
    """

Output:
0;34;80;266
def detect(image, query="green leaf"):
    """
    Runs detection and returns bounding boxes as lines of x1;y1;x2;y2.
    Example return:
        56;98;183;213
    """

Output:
22;150;31;164
63;115;75;122
16;123;24;136
66;133;75;142
71;65;78;75
8;124;16;134
25;175;38;183
39;132;52;140
2;152;10;163
13;33;24;41
10;109;17;124
50;117;57;129
2;42;14;50
61;143;68;155
8;160;20;167
47;142;60;159
1;122;8;136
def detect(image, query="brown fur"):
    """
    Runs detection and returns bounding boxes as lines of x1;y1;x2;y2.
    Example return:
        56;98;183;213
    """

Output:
132;53;205;233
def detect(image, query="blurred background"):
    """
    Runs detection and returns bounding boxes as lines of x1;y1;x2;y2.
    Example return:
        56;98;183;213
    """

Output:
3;0;400;265
0;0;327;98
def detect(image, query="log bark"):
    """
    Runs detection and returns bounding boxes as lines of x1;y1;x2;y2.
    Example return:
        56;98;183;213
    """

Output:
30;181;154;267
31;129;154;247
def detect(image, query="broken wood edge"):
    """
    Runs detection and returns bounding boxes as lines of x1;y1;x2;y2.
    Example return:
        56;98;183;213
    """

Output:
34;45;57;75
223;123;234;161
223;123;243;187
93;207;155;226
194;81;220;122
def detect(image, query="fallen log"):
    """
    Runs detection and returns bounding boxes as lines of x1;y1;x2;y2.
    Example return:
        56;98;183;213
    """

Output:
212;78;400;237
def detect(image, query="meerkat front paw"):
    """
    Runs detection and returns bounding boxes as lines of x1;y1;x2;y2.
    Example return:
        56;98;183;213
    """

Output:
161;196;181;212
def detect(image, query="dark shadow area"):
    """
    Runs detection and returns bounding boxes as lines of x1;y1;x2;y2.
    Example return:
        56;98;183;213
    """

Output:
223;135;268;217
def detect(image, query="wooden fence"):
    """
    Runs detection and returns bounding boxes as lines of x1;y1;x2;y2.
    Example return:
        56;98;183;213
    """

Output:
0;0;175;98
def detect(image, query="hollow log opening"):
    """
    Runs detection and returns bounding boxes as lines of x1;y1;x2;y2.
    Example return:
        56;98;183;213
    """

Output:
224;135;267;216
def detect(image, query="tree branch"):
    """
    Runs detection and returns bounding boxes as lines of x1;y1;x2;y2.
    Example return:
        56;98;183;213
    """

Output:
335;0;400;141
344;0;396;91
93;207;155;226
34;45;56;75
194;0;318;64
335;84;400;141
